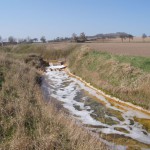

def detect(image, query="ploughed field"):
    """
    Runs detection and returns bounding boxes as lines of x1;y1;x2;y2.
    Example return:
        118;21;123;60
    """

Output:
42;67;150;150
46;40;150;57
85;43;150;57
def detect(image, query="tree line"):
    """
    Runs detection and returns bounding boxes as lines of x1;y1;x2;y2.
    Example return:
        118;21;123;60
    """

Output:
72;32;87;42
71;32;150;43
0;33;149;46
119;33;148;43
0;36;47;46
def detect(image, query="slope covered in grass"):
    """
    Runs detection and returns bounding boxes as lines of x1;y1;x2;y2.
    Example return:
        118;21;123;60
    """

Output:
0;43;150;149
0;52;107;150
67;46;150;110
1;44;150;110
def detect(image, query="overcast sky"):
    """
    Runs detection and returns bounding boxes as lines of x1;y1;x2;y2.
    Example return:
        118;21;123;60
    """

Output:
0;0;150;40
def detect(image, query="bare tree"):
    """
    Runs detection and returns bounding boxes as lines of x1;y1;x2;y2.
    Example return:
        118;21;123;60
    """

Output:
72;33;78;42
28;38;38;43
142;33;147;42
32;38;38;42
56;37;60;42
40;36;46;43
8;36;16;43
101;35;106;43
128;34;134;43
29;39;34;43
120;35;125;43
80;32;87;42
18;38;24;43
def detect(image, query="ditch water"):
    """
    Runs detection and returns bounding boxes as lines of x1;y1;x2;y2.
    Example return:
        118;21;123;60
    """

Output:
42;66;150;150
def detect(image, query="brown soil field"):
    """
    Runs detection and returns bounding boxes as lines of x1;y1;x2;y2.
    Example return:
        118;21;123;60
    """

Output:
95;37;150;43
46;37;150;57
84;43;150;57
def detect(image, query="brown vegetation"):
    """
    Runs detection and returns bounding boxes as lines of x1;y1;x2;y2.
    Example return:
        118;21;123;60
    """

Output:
67;46;150;110
0;43;150;149
0;53;107;150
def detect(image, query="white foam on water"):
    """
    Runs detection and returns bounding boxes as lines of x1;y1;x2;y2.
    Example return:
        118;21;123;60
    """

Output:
44;68;150;145
49;65;65;69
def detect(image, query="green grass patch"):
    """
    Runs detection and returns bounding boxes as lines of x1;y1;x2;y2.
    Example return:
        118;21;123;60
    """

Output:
82;50;150;72
114;55;150;72
88;51;150;72
68;47;150;110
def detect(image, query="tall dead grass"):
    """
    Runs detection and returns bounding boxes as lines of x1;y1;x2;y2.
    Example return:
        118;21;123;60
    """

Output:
1;44;149;109
0;53;107;150
67;46;150;110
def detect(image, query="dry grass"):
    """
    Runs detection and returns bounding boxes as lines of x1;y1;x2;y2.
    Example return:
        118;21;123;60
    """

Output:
0;53;107;150
0;43;150;149
1;43;150;109
67;46;150;110
45;42;77;51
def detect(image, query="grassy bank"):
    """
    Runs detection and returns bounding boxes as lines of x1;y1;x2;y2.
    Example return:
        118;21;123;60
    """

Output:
0;44;76;61
67;46;150;110
1;43;150;110
0;51;107;150
0;43;150;149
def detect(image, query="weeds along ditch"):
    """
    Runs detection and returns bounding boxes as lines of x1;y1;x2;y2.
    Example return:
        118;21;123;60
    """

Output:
67;46;150;110
0;49;107;150
1;43;150;110
44;66;150;149
0;44;150;149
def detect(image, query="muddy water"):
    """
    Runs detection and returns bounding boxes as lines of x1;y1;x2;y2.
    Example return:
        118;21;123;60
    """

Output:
42;67;150;150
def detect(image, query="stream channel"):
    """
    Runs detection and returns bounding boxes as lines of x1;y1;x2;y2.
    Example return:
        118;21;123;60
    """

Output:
42;66;150;150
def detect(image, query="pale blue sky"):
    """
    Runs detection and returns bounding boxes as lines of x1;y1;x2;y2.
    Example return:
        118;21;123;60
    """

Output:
0;0;150;40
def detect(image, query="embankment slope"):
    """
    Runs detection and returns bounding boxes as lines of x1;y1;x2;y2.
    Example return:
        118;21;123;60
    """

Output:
67;45;150;110
0;51;107;150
